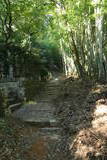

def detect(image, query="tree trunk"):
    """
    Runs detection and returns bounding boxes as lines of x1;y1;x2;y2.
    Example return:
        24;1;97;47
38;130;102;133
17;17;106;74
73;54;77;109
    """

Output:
94;0;105;80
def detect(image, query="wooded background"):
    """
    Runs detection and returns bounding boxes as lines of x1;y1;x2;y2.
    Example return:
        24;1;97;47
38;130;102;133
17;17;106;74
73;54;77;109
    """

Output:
0;0;107;81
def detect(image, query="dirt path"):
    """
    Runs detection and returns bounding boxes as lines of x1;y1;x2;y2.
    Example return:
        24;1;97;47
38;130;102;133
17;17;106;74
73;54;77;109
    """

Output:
52;79;93;159
1;78;107;160
12;78;92;160
55;79;107;160
6;78;63;160
0;78;92;160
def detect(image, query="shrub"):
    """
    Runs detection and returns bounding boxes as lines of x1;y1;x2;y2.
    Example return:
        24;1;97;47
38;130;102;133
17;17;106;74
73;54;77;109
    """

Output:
0;89;8;117
24;80;45;101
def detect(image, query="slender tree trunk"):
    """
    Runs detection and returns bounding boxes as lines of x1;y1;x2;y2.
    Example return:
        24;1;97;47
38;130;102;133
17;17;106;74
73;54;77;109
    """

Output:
94;0;105;80
69;30;86;78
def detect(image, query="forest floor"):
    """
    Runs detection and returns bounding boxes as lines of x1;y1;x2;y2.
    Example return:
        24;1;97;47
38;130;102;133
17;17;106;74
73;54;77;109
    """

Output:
0;77;107;160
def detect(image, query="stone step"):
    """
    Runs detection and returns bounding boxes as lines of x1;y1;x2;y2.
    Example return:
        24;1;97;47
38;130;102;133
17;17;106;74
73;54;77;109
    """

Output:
46;86;60;88
12;103;57;126
46;89;59;92
44;89;59;92
45;94;57;96
40;127;60;135
13;113;57;125
39;97;57;101
45;86;60;89
45;88;60;91
41;90;58;93
40;97;57;99
46;88;59;90
39;98;57;101
36;100;49;102
39;94;57;97
44;92;58;95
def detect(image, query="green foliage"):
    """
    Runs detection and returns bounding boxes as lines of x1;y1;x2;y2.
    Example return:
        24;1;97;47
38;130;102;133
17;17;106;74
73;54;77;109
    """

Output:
39;42;63;72
24;80;45;101
0;0;63;80
0;0;107;80
0;119;12;134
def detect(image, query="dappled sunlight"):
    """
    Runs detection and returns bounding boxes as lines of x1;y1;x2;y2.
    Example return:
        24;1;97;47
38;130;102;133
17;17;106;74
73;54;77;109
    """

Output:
75;145;93;160
70;129;104;160
92;100;107;136
92;88;101;94
92;116;107;137
54;78;59;81
25;101;37;105
94;104;107;117
70;99;107;159
92;115;107;128
91;84;107;94
50;77;59;83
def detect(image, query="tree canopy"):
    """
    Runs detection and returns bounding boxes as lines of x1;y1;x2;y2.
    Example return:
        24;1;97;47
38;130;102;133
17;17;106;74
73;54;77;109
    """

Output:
0;0;107;81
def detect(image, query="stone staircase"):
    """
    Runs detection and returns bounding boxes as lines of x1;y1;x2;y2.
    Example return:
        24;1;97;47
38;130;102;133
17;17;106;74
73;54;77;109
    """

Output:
12;79;61;127
11;79;63;160
38;80;61;102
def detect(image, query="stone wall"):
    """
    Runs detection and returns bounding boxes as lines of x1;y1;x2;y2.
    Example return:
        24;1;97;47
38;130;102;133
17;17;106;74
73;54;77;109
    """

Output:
0;80;25;104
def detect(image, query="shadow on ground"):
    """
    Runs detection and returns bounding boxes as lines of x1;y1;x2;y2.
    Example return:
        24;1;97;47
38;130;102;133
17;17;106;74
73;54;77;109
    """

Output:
55;79;107;160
